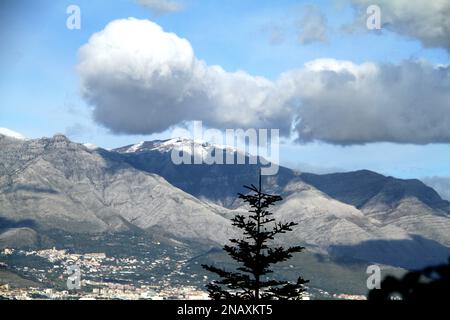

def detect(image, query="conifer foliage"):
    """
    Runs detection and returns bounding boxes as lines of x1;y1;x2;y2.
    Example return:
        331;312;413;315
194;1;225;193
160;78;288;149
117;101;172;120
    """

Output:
202;175;308;300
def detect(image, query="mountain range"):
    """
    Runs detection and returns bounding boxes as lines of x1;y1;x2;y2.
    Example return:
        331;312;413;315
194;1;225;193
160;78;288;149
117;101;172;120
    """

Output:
113;138;450;269
1;132;450;274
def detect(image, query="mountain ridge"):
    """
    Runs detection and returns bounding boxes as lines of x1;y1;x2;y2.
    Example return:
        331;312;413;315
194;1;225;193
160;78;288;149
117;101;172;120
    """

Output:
112;138;450;215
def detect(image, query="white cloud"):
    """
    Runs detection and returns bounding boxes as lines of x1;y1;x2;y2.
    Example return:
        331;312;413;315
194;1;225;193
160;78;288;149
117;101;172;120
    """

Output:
349;0;450;53
77;18;293;136
137;0;182;14
77;19;450;145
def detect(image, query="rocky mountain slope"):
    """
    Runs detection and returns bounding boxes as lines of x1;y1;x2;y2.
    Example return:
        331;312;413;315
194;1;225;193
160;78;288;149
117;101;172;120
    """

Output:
301;171;450;248
0;134;236;244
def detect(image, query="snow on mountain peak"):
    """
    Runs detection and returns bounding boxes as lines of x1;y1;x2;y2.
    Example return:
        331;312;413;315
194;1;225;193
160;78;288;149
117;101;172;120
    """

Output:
125;141;145;153
152;137;248;157
114;137;258;162
0;128;26;140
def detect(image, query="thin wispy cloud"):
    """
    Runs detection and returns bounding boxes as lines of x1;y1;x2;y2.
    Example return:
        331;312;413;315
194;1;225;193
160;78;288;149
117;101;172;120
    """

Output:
261;23;286;46
297;5;328;45
137;0;182;15
422;176;450;201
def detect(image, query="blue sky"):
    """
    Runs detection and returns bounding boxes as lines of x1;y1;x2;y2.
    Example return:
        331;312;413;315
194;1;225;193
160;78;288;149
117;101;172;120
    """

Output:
1;0;450;179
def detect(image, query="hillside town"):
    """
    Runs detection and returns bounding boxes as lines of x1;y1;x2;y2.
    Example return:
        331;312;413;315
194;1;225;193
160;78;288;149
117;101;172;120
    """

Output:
0;247;209;300
0;247;368;300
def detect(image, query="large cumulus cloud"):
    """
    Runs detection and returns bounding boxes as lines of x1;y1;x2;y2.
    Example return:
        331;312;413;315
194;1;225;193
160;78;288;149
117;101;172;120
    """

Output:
77;18;450;145
77;18;293;136
289;59;450;144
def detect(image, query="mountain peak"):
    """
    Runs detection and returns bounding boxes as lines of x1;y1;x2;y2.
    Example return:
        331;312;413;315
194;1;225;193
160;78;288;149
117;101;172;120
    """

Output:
52;133;69;141
301;169;448;210
47;134;73;148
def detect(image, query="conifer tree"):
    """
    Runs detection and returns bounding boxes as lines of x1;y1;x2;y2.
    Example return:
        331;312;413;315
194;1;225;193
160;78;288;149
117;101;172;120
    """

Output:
202;174;308;300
